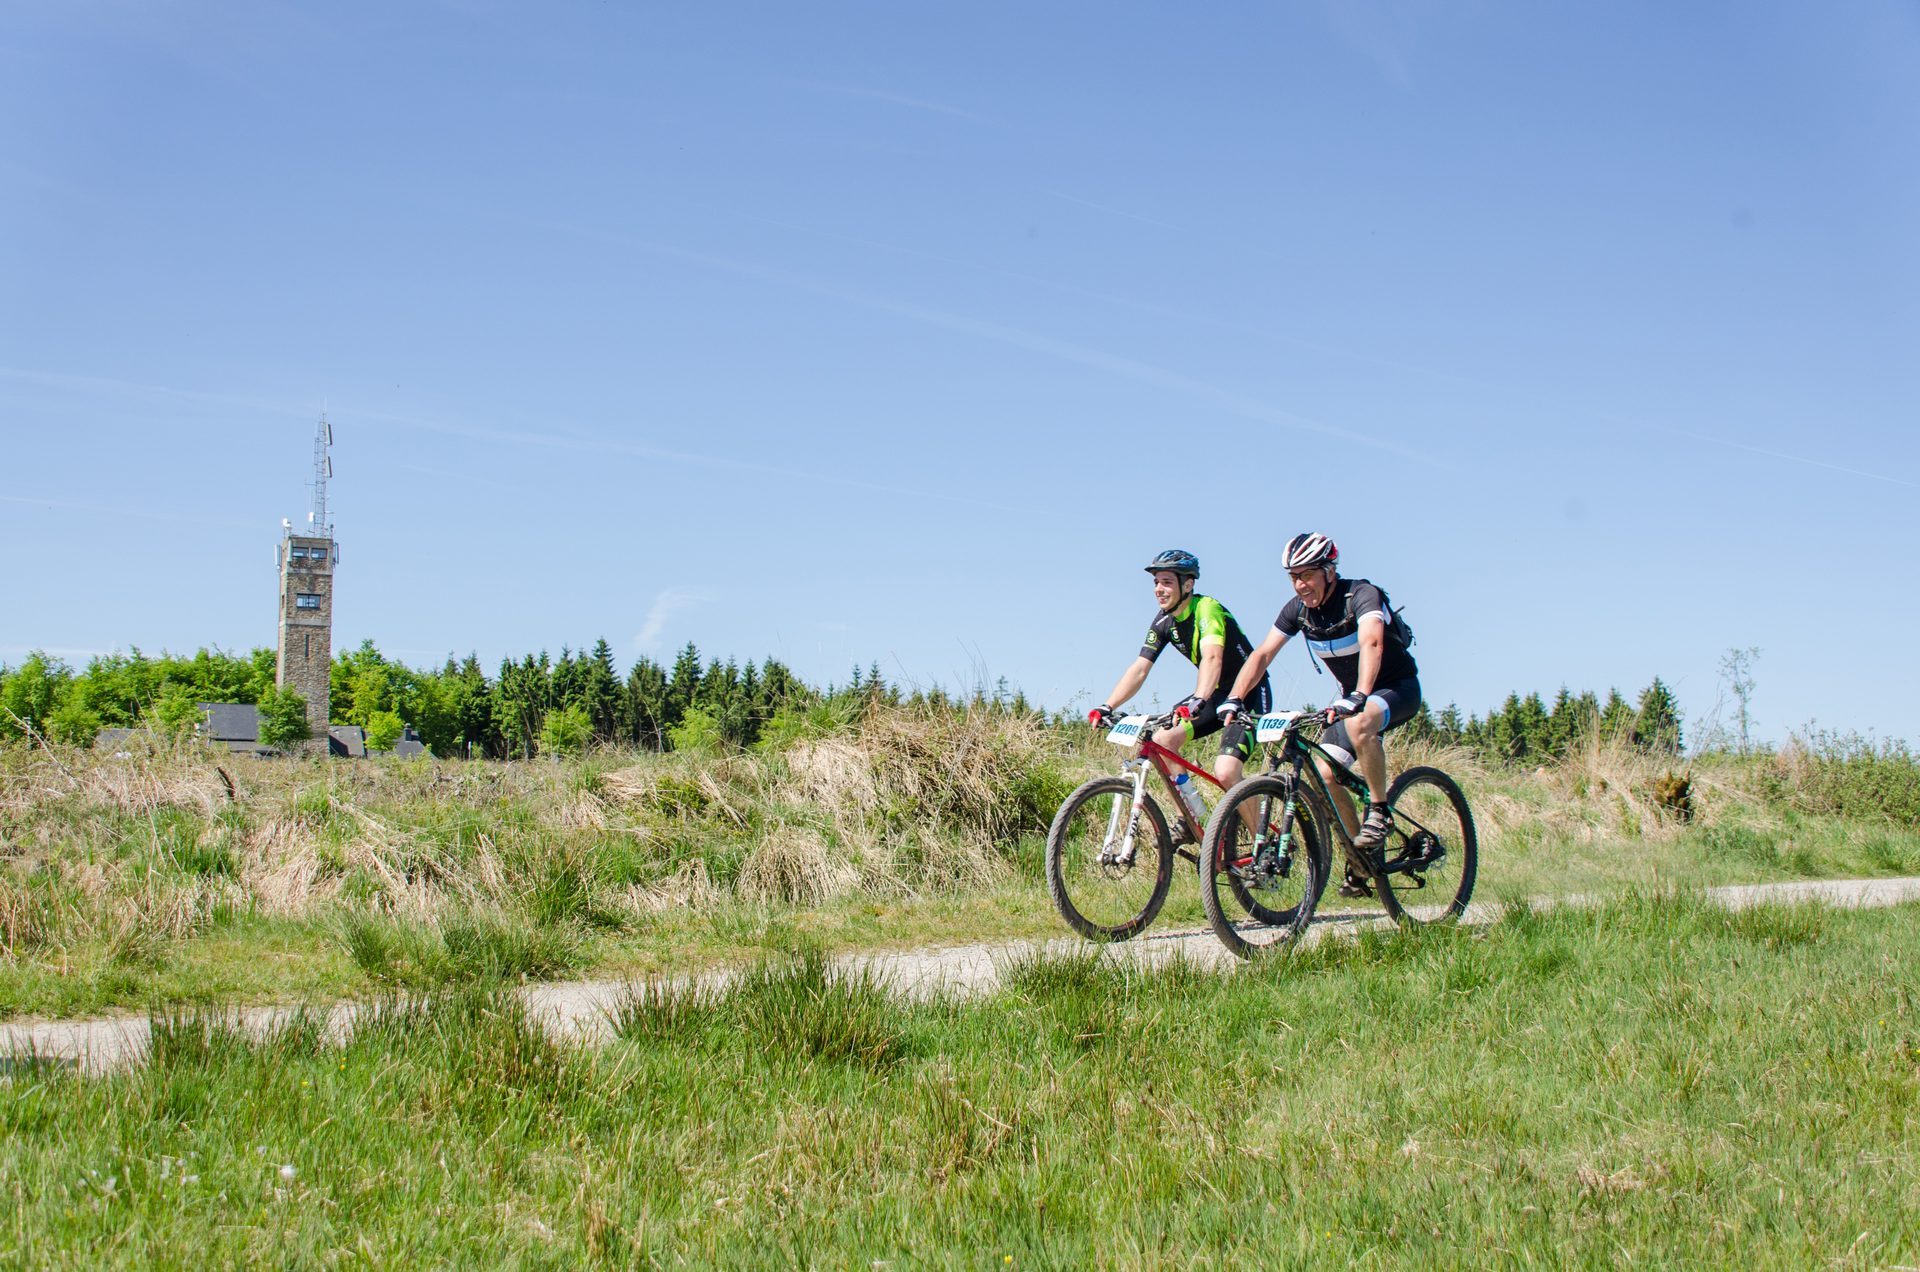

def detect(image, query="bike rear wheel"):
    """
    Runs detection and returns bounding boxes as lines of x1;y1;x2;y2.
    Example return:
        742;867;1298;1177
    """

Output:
1045;776;1174;942
1372;766;1477;926
1199;775;1330;959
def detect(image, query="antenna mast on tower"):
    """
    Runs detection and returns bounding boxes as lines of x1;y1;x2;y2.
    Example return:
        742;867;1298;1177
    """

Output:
308;414;334;539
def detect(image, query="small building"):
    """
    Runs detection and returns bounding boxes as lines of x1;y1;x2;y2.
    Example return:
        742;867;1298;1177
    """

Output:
324;722;428;758
197;703;278;757
94;727;152;754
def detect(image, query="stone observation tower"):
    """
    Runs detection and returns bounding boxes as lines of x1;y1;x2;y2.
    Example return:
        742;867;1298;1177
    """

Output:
276;416;338;741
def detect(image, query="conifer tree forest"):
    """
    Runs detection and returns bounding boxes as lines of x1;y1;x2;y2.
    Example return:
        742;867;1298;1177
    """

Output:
1;639;1689;764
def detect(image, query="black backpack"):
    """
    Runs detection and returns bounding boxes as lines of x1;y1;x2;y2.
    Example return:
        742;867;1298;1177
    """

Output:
1302;578;1414;676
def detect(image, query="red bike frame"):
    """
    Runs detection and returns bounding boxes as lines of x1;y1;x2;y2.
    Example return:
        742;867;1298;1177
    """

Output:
1132;725;1225;848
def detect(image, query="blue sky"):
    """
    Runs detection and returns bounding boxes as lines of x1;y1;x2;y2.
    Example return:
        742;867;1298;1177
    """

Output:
3;1;1916;745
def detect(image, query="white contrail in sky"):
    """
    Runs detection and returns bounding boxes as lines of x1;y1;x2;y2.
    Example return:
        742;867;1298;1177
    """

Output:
0;491;254;528
790;80;980;120
1043;190;1180;231
1678;431;1920;490
349;406;1022;513
551;224;1427;462
0;367;1022;513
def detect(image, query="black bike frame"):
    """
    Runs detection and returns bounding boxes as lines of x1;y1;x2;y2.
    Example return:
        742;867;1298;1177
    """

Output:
1249;718;1431;882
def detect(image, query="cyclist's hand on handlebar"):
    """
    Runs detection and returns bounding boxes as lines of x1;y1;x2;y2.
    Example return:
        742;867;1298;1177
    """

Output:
1216;697;1244;725
1173;694;1208;721
1325;691;1368;722
1089;704;1117;728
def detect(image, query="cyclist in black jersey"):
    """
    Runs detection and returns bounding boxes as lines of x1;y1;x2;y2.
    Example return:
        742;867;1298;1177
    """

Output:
1089;550;1274;832
1218;533;1422;891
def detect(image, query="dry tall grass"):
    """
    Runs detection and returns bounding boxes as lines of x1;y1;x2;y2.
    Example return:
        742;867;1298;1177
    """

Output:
0;707;1907;976
0;705;1074;960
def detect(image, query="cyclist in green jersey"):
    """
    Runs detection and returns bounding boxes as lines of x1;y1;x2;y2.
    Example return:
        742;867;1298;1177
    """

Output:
1089;550;1275;836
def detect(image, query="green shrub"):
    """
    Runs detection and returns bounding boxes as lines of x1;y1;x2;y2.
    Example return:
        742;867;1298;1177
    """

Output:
1007;760;1075;837
647;774;711;819
667;707;725;757
47;697;102;746
538;704;592;758
1768;732;1920;825
755;700;857;752
151;686;203;739
257;685;311;750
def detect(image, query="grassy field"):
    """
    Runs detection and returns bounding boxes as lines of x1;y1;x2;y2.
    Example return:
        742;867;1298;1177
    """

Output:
1;892;1915;1267
2;708;1918;1018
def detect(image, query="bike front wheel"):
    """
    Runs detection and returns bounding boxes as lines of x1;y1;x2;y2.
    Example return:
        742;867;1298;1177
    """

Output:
1198;775;1331;959
1373;766;1477;926
1045;776;1174;942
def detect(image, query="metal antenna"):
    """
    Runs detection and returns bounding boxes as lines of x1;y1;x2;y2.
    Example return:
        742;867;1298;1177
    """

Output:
310;413;334;538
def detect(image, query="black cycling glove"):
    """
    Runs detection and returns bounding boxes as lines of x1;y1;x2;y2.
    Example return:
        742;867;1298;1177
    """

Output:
1327;691;1368;720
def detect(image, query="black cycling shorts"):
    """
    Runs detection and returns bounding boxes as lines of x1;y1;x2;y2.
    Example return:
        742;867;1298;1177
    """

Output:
1321;676;1422;759
1183;680;1274;765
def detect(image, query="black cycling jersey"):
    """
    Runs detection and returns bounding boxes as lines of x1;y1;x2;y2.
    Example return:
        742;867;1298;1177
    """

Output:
1274;577;1419;695
1139;593;1273;757
1140;594;1257;689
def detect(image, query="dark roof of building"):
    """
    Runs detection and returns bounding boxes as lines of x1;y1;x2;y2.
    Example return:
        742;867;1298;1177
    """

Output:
199;703;260;743
328;725;367;758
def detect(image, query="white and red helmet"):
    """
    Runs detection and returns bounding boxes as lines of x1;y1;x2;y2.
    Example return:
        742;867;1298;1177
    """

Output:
1282;532;1338;572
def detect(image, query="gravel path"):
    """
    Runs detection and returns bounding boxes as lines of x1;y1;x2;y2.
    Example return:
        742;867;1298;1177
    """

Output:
7;875;1919;1074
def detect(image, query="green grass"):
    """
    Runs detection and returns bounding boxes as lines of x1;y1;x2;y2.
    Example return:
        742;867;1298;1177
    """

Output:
2;894;1917;1266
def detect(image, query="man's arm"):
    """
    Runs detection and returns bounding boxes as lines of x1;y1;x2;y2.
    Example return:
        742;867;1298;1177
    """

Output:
1228;627;1288;701
1193;641;1225;699
1352;614;1386;697
1103;656;1154;712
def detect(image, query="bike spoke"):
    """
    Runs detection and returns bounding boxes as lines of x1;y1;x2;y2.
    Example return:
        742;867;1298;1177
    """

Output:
1046;779;1173;941
1378;768;1477;926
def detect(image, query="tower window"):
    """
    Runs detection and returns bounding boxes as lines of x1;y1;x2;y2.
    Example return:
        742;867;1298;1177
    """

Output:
295;593;322;610
289;546;308;561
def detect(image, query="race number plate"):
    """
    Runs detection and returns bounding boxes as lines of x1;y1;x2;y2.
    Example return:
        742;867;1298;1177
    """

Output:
1106;715;1150;747
1254;711;1306;743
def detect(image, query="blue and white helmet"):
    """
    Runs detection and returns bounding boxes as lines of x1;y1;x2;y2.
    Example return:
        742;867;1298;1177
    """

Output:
1143;549;1200;579
1282;532;1338;571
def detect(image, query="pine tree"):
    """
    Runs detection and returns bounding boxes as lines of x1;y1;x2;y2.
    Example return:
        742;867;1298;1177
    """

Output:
1514;692;1552;760
451;654;497;758
1547;686;1576;758
1633;677;1684;755
668;644;704;722
1599;689;1635;743
582;639;621;743
624;657;673;750
1402;702;1438;745
495;654;552;760
1486;693;1525;763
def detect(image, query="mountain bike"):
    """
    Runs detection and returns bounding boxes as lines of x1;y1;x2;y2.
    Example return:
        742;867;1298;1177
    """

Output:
1198;710;1476;959
1045;712;1324;942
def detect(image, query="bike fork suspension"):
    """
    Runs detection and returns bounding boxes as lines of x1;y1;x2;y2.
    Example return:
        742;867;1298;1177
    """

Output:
1106;761;1150;858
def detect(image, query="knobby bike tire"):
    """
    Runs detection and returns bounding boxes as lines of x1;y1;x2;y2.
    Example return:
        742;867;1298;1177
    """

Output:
1372;765;1477;927
1045;775;1175;942
1198;775;1331;959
